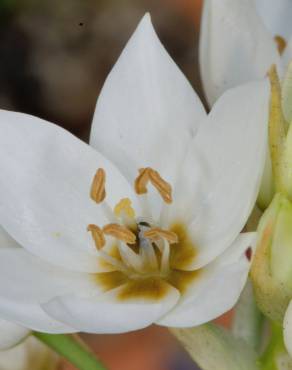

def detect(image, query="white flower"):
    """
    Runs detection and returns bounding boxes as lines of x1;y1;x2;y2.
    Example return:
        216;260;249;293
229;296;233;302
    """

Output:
0;14;269;334
200;0;292;106
0;336;58;370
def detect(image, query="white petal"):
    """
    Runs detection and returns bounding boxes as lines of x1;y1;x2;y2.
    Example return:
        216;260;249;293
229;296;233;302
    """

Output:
0;248;96;332
0;320;29;350
0;226;20;249
212;232;256;267
165;143;207;226
0;110;137;272
0;249;96;302
187;80;269;268
90;14;206;184
255;0;292;38
284;301;292;357
0;296;77;334
158;233;252;327
42;281;180;333
200;0;279;106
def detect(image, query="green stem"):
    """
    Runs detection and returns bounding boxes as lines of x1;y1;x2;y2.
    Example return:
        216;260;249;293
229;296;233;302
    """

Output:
259;322;285;370
33;332;107;370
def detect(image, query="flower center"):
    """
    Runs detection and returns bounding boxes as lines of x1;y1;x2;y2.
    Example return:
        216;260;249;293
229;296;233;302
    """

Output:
87;167;200;300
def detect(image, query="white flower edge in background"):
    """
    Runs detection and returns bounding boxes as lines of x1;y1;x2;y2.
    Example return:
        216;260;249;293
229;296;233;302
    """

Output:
0;14;269;335
200;0;292;211
0;318;29;350
199;0;292;107
0;336;58;370
0;227;30;349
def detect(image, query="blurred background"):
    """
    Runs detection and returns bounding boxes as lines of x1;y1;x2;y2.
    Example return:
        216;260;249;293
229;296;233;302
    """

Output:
0;0;217;369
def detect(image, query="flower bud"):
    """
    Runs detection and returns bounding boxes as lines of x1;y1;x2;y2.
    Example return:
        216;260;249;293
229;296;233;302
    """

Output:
251;193;292;322
257;62;292;210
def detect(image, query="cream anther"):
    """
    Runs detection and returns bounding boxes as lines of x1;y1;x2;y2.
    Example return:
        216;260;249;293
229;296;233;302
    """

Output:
87;224;105;249
103;223;136;244
143;227;178;244
134;167;172;203
90;168;106;203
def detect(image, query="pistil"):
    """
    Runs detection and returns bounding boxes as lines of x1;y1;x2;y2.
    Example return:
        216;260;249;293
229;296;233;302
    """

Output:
114;198;136;228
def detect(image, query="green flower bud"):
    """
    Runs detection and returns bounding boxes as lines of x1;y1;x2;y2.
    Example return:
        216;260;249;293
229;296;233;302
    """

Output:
257;62;292;210
251;193;292;322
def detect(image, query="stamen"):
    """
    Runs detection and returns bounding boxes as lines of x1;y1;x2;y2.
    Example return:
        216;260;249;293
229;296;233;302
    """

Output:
87;224;105;249
90;168;106;203
134;168;150;194
143;227;178;244
134;167;172;203
275;35;287;55
148;169;172;204
103;223;136;244
114;198;135;219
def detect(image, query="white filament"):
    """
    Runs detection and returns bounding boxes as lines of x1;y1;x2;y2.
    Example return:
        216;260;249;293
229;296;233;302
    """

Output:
98;249;127;273
160;238;170;275
101;202;118;223
118;242;143;272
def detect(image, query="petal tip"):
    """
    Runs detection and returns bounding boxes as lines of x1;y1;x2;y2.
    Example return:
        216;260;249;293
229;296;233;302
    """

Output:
135;12;156;39
142;12;152;23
